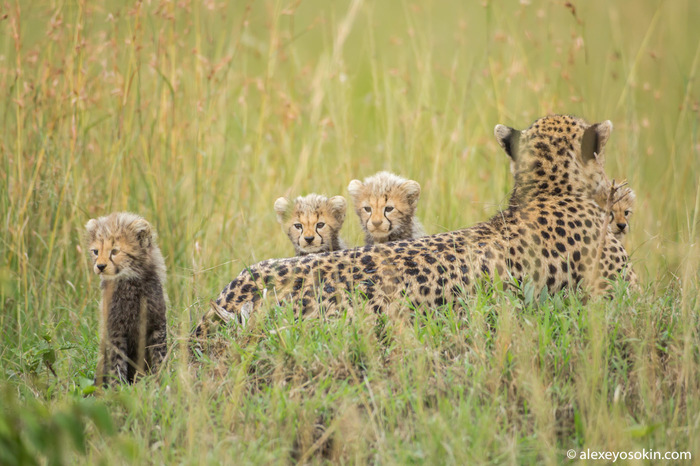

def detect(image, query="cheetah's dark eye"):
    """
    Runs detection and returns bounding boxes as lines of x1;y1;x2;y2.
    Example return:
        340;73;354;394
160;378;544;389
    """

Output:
91;249;98;256
294;223;303;230
624;210;630;217
609;212;614;221
316;222;325;229
363;206;371;213
384;206;394;213
111;249;119;256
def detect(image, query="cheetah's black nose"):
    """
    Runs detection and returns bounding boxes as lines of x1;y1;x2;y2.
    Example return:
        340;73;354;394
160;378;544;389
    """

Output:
97;264;107;272
616;223;627;231
304;236;314;244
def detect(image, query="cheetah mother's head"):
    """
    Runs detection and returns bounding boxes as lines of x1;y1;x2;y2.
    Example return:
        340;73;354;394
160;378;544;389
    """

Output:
494;115;612;203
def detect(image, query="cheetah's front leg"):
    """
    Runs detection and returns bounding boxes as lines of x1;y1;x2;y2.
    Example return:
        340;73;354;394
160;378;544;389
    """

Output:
147;326;167;373
105;333;130;386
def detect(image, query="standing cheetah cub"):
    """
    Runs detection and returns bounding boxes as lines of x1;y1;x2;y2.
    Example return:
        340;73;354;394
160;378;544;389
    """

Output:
348;171;426;245
596;183;636;241
85;212;167;386
274;194;348;256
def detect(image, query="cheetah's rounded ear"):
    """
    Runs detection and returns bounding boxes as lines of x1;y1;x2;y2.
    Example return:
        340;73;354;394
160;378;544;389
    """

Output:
593;184;610;209
614;185;636;206
598;120;613;145
581;120;613;164
85;218;98;235
274;197;291;224
347;180;363;201
84;218;99;242
328;196;347;223
494;124;520;161
400;180;421;207
131;217;153;248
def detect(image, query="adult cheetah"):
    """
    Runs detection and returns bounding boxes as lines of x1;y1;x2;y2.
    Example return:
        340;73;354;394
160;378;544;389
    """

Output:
195;115;635;336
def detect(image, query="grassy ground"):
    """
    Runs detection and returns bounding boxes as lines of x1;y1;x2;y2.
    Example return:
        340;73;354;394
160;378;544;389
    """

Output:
1;0;699;463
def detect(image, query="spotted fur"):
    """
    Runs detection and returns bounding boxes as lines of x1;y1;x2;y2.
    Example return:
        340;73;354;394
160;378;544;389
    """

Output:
348;171;426;245
195;115;636;338
274;194;347;256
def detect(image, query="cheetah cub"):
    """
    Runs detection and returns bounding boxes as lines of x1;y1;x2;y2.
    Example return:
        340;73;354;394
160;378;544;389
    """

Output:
348;171;426;245
596;183;636;241
85;212;167;386
274;194;348;256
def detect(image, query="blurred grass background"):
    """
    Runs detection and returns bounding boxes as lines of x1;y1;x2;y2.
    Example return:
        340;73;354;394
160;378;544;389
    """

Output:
1;0;699;463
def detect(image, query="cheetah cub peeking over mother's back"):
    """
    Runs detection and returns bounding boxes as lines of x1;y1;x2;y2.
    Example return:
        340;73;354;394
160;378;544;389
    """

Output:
596;183;636;241
274;194;348;256
85;212;167;386
348;171;426;245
